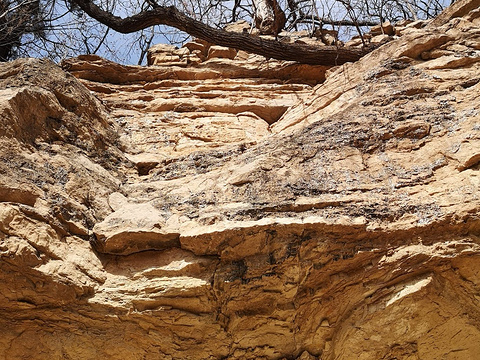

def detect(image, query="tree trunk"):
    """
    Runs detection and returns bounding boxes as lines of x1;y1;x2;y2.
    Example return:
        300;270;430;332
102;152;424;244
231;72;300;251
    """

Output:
69;0;371;66
251;0;286;35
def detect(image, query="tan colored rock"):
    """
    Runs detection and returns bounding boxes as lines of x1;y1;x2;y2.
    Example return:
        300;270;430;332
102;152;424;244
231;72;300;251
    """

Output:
186;52;204;65
107;192;128;211
173;46;190;57
63;52;326;163
207;45;237;60
0;182;41;207
394;26;407;36
428;0;480;27
395;20;428;36
147;43;180;66
370;21;395;36
420;48;453;59
1;2;480;359
344;37;364;47
370;33;391;44
224;20;250;33
92;202;180;255
417;52;480;69
183;39;211;58
396;19;414;27
312;28;339;45
235;50;251;60
150;53;183;65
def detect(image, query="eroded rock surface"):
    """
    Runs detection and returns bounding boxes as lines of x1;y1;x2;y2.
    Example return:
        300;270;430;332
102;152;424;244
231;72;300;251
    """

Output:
1;2;480;359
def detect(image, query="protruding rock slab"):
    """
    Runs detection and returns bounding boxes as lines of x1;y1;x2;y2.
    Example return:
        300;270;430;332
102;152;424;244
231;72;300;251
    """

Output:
93;202;180;255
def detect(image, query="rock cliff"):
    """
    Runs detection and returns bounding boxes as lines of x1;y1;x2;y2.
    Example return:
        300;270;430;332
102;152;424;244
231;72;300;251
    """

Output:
1;1;480;359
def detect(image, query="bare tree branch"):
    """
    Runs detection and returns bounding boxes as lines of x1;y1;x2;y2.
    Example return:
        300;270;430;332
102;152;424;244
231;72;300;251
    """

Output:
291;15;378;28
0;0;37;20
68;0;370;65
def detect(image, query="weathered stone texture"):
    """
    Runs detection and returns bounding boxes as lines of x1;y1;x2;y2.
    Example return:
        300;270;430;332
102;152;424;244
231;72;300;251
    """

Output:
1;2;480;359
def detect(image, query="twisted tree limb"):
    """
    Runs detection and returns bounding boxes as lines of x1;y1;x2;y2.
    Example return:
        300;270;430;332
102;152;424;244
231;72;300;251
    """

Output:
70;0;373;65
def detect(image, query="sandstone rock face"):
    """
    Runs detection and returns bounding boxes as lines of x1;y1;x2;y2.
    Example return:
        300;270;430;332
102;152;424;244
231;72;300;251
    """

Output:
1;2;480;359
63;51;327;173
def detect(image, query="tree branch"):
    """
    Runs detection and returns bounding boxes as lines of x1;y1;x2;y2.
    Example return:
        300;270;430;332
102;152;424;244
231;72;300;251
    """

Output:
293;16;378;28
69;0;371;65
0;0;38;21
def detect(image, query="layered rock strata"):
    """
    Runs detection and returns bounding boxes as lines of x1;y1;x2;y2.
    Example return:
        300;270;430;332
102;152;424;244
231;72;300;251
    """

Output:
1;1;480;359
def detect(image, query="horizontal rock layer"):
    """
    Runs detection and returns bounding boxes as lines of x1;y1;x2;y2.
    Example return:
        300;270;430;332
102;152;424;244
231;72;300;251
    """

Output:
1;2;480;359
